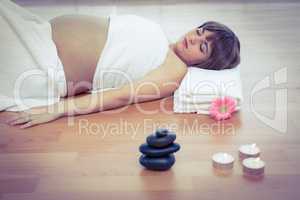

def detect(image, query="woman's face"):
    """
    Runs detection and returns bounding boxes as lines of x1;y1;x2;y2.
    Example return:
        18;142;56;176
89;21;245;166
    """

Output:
173;27;215;66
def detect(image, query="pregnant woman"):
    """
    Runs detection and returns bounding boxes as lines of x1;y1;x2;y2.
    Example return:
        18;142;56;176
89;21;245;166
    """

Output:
7;12;240;128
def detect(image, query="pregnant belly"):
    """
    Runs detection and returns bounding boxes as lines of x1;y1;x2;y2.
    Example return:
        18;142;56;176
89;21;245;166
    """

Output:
50;15;109;96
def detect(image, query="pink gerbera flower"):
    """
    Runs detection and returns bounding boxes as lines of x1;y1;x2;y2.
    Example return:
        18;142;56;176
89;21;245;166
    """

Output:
209;96;237;121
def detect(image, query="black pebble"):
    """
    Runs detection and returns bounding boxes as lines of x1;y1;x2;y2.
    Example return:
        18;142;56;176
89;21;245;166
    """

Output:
155;128;169;137
139;143;180;157
139;154;175;171
146;133;176;148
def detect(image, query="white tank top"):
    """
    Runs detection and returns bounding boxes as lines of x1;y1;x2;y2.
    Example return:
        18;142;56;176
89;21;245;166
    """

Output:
92;15;169;92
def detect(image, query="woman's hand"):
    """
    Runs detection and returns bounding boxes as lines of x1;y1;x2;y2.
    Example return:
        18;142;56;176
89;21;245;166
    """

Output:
6;105;64;129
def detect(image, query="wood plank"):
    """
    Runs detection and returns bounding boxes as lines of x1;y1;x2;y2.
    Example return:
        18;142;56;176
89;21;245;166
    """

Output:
1;1;300;200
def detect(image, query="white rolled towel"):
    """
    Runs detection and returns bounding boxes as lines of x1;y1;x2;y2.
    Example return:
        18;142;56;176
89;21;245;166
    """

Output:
173;67;243;115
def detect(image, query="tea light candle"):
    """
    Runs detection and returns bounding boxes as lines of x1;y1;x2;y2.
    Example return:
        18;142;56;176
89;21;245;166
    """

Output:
239;143;260;160
242;157;265;176
212;152;235;170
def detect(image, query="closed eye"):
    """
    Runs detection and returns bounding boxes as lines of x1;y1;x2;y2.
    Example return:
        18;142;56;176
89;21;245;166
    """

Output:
197;28;208;54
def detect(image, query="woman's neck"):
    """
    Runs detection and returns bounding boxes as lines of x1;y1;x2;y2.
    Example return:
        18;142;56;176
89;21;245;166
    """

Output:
168;43;188;68
169;43;188;67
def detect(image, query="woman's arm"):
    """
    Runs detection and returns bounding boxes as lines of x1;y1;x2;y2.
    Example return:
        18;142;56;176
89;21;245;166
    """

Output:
61;55;187;116
7;51;187;128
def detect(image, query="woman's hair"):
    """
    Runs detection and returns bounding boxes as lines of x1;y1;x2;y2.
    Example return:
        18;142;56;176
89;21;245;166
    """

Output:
192;21;240;70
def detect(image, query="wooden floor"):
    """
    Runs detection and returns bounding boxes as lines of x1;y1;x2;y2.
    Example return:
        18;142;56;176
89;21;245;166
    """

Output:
1;0;300;199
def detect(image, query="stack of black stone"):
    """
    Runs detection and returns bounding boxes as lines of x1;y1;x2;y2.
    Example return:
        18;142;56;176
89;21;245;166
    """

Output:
139;128;180;171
